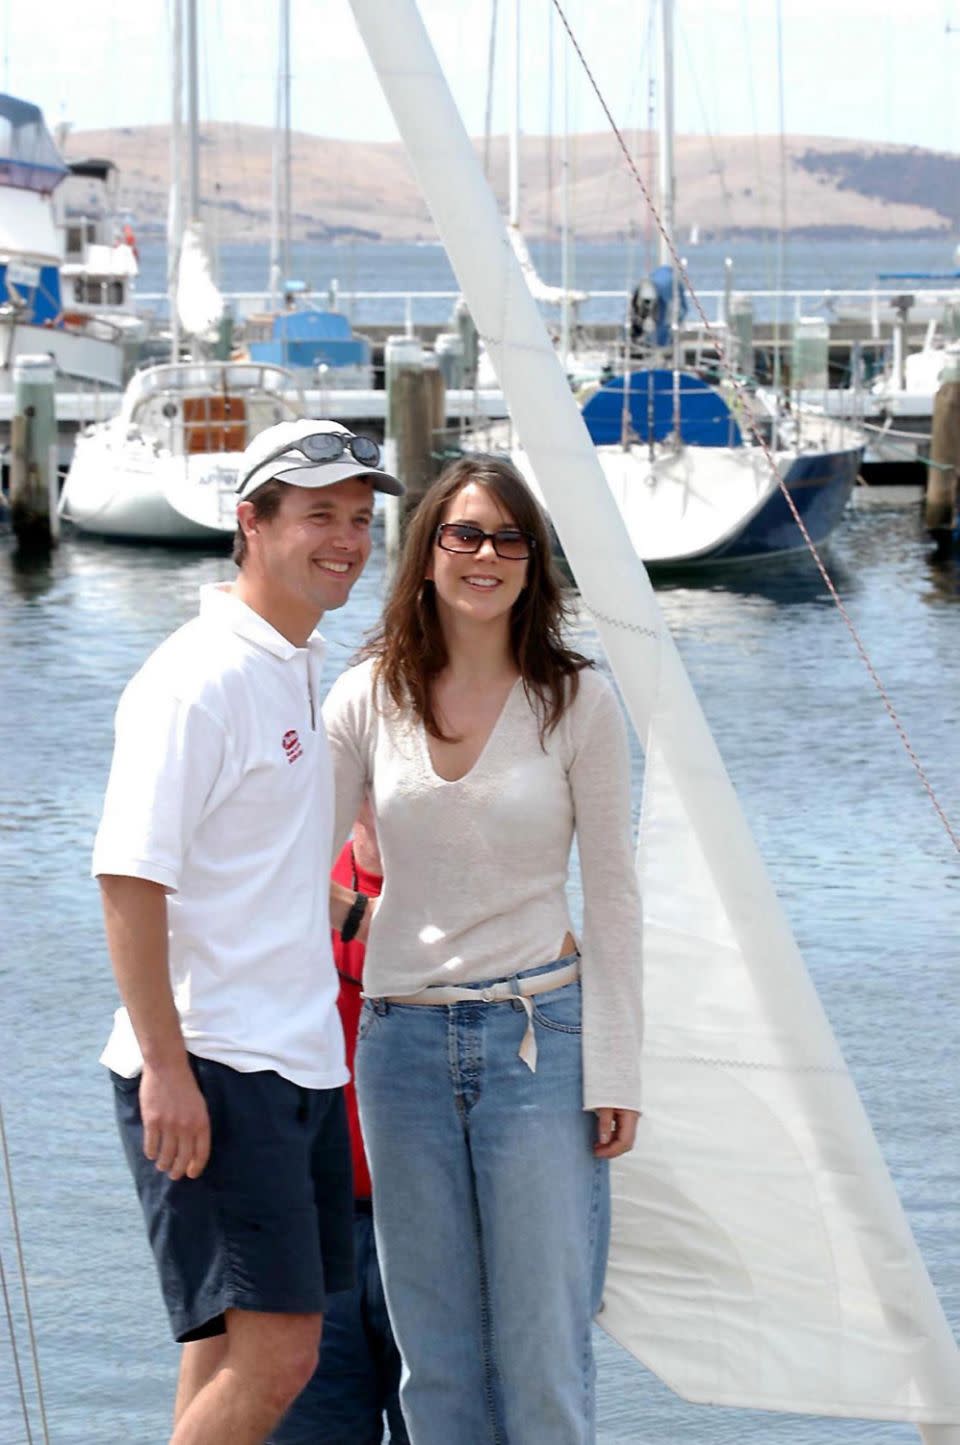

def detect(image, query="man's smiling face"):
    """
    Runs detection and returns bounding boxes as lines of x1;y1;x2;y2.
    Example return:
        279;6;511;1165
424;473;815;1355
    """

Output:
241;475;375;628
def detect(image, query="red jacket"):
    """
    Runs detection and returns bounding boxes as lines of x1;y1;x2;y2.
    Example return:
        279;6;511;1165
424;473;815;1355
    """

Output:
332;840;382;1201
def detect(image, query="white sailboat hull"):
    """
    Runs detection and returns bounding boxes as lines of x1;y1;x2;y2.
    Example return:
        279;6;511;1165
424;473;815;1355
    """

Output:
59;426;239;542
515;425;862;567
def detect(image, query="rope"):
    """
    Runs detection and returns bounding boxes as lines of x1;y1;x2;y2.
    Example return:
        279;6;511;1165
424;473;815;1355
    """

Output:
0;1247;34;1445
549;0;960;856
0;1096;50;1445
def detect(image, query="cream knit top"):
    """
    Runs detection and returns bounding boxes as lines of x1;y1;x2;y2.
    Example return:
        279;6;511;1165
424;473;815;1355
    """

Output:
322;659;643;1110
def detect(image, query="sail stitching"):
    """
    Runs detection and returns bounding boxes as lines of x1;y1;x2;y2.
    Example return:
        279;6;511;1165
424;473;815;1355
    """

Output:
648;1053;848;1075
584;608;658;639
549;0;960;858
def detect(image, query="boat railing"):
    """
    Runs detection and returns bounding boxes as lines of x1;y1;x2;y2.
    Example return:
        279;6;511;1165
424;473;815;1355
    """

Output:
133;285;960;332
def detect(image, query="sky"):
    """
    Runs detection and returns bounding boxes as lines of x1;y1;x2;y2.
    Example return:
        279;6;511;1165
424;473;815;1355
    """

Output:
4;0;960;154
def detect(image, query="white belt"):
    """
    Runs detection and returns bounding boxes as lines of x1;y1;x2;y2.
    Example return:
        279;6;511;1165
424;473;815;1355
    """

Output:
382;958;580;1074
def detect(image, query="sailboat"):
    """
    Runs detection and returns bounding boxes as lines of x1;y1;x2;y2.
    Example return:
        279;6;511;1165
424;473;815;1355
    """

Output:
512;0;861;569
351;0;960;1439
58;0;302;543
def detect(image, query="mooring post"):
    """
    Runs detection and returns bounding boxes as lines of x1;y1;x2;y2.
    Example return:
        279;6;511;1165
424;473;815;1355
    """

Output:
383;337;445;559
10;355;58;555
926;346;960;556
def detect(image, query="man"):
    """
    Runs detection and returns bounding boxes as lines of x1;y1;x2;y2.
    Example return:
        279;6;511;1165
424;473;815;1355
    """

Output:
94;419;403;1445
273;799;409;1445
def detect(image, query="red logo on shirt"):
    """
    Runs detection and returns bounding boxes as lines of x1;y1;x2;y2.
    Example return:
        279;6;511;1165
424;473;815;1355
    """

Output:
282;729;303;763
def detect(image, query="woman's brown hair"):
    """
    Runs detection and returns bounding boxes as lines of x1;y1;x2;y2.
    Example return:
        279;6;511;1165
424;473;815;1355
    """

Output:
362;454;591;741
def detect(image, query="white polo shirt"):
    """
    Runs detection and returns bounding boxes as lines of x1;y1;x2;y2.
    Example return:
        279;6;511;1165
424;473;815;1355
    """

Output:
94;583;346;1091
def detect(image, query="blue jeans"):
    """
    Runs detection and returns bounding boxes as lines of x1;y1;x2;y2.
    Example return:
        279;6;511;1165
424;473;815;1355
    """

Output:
356;957;610;1445
271;1208;408;1445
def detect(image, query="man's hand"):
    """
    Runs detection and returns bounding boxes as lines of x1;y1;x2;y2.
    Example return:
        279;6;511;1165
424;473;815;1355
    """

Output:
593;1107;641;1159
140;1058;211;1181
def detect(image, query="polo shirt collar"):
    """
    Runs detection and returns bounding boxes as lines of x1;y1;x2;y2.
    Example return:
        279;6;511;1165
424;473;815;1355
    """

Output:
200;583;326;662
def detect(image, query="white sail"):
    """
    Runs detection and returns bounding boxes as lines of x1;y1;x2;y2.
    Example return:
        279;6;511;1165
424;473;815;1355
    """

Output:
507;222;587;307
347;0;960;1432
176;220;224;338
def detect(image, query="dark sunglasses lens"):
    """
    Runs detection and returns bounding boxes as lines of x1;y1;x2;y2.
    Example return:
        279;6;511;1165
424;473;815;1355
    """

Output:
440;524;482;551
351;436;380;466
493;530;530;559
299;434;343;462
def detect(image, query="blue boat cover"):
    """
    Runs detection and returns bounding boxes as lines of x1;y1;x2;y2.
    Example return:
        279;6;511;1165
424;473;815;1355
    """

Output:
270;310;355;342
249;309;371;370
0;93;68;193
582;369;742;448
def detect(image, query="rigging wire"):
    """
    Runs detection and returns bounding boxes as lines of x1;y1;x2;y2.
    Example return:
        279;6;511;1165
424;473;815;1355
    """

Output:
1;1247;34;1445
674;21;737;239
548;0;960;856
0;1095;49;1445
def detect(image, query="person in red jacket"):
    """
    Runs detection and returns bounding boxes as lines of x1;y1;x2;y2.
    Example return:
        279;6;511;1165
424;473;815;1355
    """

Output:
272;798;408;1445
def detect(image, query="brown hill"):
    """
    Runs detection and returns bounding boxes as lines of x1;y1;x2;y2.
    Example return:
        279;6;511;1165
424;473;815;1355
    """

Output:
61;124;958;243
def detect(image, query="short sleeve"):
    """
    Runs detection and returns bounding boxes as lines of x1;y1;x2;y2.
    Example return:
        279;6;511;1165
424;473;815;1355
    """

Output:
92;675;228;891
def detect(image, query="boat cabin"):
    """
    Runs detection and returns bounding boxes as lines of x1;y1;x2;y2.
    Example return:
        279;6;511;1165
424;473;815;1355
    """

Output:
120;362;300;456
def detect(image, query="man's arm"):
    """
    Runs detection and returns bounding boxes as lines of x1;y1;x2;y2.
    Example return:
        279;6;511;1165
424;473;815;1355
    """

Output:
100;874;210;1182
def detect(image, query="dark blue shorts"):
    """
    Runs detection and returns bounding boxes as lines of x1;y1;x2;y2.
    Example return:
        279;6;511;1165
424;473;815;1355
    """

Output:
111;1055;355;1343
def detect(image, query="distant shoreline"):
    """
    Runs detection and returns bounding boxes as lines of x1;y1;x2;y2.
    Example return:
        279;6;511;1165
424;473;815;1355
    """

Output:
64;124;960;246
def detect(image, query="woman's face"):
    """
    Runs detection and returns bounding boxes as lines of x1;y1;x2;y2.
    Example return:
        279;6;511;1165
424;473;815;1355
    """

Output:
426;483;529;632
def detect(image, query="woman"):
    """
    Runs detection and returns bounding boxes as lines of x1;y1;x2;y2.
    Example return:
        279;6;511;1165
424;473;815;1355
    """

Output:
323;455;643;1445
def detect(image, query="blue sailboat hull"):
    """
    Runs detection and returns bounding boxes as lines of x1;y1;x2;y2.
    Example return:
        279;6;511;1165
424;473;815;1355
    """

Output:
705;447;861;563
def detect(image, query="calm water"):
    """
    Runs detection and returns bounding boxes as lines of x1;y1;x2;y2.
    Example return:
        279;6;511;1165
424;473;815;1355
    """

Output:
1;482;958;1444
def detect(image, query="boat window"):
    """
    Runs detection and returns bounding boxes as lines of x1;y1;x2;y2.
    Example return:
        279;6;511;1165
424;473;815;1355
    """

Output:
108;281;124;306
183;395;248;454
66;226;84;256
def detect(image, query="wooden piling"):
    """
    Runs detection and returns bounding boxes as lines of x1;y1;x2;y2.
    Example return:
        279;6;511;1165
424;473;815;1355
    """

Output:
384;340;446;558
926;367;960;552
9;355;59;555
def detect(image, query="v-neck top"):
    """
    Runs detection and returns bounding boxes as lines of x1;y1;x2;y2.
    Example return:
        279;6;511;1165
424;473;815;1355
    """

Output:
322;658;643;1110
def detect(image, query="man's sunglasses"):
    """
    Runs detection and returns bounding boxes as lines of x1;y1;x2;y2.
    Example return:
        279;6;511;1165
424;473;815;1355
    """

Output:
237;431;381;494
435;522;535;560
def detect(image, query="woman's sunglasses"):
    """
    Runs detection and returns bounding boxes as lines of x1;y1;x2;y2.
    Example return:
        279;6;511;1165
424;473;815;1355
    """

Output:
237;431;381;495
435;522;535;560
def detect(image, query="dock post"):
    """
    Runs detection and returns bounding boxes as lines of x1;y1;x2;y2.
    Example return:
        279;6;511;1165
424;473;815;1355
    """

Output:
926;351;960;554
9;354;58;555
383;338;446;560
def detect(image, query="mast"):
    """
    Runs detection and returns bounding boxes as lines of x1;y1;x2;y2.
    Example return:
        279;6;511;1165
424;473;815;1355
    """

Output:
558;24;571;373
186;0;199;225
658;0;681;409
168;0;182;363
657;0;675;269
282;0;292;287
347;2;960;1435
508;0;520;229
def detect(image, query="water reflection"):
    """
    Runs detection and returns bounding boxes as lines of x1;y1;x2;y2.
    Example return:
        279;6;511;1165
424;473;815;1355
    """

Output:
652;545;852;607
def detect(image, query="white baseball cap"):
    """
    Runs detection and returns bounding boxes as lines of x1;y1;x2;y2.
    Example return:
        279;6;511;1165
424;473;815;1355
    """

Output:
236;418;404;500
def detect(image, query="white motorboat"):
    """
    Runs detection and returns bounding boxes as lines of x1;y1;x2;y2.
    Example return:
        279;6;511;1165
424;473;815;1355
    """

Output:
0;94;126;397
58;361;301;542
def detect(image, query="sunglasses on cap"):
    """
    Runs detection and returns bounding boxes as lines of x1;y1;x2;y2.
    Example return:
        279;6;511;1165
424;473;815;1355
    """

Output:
237;431;382;494
435;522;535;560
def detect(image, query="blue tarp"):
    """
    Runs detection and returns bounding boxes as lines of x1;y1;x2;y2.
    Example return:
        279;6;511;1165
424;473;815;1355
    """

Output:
581;369;742;448
649;265;687;347
0;261;62;324
249;309;370;370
